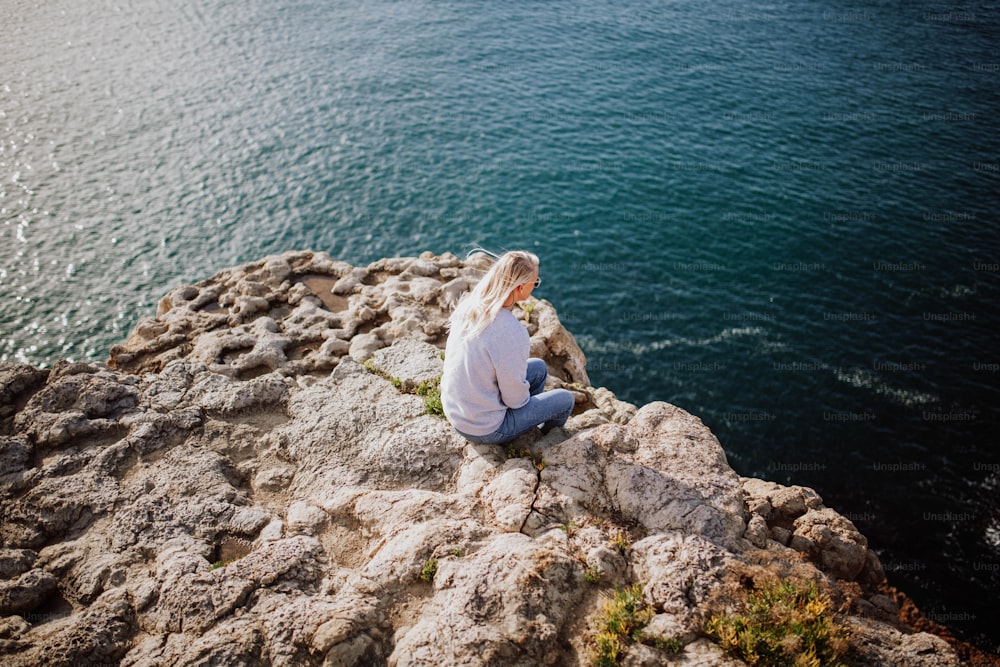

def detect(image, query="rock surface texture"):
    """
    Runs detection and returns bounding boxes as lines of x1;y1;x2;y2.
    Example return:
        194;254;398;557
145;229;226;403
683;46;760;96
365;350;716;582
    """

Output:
0;251;975;666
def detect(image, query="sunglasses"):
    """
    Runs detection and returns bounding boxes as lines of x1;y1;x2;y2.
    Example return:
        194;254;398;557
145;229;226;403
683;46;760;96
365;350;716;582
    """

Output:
533;277;541;288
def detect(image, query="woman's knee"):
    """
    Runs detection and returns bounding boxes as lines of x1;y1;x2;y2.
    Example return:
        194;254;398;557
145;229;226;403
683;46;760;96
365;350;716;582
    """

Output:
526;358;548;390
544;388;575;416
556;387;575;411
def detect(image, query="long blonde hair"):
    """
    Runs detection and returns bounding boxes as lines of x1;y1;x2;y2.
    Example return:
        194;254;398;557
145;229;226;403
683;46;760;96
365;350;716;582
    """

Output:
450;250;539;337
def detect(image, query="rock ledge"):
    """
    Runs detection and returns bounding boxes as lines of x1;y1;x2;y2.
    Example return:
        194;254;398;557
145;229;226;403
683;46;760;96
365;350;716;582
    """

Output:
0;251;970;666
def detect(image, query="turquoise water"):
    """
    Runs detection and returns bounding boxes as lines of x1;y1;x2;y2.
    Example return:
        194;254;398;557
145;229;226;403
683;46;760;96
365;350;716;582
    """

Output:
3;0;999;651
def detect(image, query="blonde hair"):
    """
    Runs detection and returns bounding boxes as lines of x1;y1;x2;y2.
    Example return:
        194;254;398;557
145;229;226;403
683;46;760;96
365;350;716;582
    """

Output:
450;250;539;337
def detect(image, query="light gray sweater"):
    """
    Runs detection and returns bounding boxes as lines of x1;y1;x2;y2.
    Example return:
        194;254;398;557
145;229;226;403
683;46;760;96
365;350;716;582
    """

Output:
441;308;530;435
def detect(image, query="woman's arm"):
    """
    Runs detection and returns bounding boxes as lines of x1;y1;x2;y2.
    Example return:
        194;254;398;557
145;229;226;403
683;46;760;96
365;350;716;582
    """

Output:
487;312;531;409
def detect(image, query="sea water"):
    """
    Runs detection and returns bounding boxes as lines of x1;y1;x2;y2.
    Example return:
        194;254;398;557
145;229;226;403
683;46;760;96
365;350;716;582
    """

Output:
2;0;998;651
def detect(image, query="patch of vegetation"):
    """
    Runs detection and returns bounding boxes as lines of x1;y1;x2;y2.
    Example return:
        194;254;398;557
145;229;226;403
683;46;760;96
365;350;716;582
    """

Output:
608;529;630;553
520;300;537;321
704;579;849;667
420;558;438;583
589;583;684;665
558;521;580;537
504;444;546;471
647;636;683;654
362;358;401;388
362;360;443;417
414;376;443;417
584;565;602;584
209;555;245;570
590;583;654;666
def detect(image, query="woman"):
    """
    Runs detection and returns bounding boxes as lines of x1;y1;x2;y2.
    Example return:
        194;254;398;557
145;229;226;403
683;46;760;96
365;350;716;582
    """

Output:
441;250;575;444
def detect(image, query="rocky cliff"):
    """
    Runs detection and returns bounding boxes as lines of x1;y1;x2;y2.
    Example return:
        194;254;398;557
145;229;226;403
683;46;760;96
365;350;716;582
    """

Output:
0;251;978;666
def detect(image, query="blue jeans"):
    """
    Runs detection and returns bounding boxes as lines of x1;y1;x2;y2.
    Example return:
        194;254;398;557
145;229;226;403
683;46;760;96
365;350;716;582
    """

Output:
456;358;575;445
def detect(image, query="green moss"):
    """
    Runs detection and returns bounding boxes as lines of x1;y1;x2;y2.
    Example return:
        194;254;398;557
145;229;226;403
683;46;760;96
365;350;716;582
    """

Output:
704;579;850;667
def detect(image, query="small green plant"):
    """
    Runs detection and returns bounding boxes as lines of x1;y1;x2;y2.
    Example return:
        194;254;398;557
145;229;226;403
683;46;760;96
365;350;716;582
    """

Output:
584;566;602;584
415;376;443;417
362;361;444;418
591;583;654;666
704;579;849;667
208;550;249;571
608;529;630;553
559;521;580;537
420;558;438;583
593;632;622;667
504;444;546;470
362;359;402;389
646;636;683;654
209;555;245;570
507;444;547;472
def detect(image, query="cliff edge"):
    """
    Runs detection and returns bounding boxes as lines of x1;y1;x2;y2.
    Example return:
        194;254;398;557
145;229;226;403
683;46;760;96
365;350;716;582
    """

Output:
0;251;981;666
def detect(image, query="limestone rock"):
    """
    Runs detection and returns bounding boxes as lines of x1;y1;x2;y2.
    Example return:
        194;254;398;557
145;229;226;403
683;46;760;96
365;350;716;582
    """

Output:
390;533;581;666
367;337;443;387
632;533;735;618
742;476;880;583
0;569;58;616
0;364;48;424
0;251;966;667
845;616;963;666
481;459;539;533
4;587;135;667
791;507;869;581
618;403;746;548
0;550;36;580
